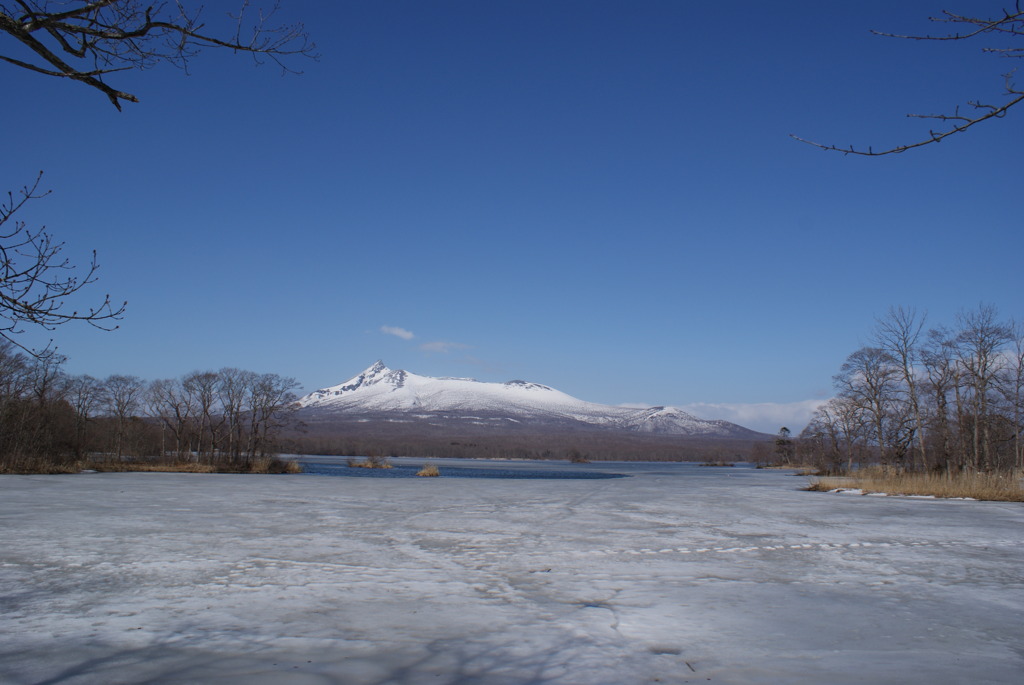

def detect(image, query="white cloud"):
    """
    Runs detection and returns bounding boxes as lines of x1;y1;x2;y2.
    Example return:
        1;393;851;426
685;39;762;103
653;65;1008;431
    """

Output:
679;399;828;435
420;341;471;353
380;326;415;340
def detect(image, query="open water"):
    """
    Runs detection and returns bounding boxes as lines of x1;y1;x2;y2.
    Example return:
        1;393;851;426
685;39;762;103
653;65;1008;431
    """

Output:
298;457;628;479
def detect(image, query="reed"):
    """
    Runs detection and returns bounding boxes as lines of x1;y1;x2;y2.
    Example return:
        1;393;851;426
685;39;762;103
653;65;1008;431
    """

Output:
416;463;440;477
808;466;1024;502
347;456;393;469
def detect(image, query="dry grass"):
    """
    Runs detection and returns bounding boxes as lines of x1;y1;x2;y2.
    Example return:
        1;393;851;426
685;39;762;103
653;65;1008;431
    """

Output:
416;463;440;477
808;467;1024;502
762;463;820;475
1;456;303;475
0;462;84;475
96;458;302;474
245;457;303;474
101;461;218;473
347;456;393;469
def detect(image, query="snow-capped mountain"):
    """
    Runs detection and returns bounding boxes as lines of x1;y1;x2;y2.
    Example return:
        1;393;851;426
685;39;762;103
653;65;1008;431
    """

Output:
297;361;763;439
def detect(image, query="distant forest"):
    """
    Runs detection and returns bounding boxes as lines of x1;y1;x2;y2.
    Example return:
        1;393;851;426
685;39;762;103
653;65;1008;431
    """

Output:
782;306;1023;474
5;304;1020;475
282;430;763;464
0;345;300;473
0;340;766;472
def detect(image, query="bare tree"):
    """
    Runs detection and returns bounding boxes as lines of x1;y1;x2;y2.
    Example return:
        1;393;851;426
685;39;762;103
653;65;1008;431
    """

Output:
1000;322;1024;469
773;427;795;465
793;3;1023;155
1;173;125;357
803;394;870;472
146;377;195;459
182;370;220;460
26;348;65;406
920;326;959;470
955;305;1012;470
834;347;904;466
0;340;32;467
101;373;144;459
217;367;255;462
64;373;100;458
1;2;314;354
0;339;29;402
245;372;298;459
0;0;317;109
872;307;927;469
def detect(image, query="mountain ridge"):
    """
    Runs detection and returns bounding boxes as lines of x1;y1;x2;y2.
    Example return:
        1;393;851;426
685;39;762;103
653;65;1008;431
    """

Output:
296;361;767;440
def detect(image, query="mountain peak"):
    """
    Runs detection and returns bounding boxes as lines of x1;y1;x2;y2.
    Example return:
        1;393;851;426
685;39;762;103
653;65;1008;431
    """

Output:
297;361;766;439
299;360;405;405
504;380;554;392
365;360;390;376
355;360;408;389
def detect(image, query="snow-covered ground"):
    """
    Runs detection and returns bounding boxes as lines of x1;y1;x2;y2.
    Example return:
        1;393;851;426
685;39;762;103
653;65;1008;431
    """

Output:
2;460;1022;684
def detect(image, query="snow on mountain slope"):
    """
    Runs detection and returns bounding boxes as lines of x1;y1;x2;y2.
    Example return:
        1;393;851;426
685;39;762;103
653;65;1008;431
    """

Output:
298;361;763;438
299;361;587;414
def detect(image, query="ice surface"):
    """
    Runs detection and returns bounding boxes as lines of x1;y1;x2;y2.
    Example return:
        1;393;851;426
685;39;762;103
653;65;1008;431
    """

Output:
1;460;1022;684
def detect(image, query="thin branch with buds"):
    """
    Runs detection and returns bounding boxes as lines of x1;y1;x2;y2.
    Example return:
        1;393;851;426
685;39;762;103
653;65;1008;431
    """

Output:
0;1;317;109
0;172;126;358
792;3;1024;156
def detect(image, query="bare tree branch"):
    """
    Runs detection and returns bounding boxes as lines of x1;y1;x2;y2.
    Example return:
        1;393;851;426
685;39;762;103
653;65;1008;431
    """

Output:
0;1;317;109
792;3;1024;156
0;172;127;358
0;3;315;356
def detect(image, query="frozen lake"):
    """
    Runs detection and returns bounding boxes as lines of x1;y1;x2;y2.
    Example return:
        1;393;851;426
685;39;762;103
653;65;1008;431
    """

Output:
1;459;1022;684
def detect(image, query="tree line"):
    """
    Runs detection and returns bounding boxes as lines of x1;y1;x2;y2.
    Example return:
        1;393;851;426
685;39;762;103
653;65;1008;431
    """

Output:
798;305;1023;474
0;342;299;472
283;431;759;464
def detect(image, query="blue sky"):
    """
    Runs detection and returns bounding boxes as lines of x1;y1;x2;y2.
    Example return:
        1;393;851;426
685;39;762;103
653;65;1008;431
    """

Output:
3;1;1021;433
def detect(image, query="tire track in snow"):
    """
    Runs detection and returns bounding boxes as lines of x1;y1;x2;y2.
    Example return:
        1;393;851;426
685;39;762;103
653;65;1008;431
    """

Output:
197;538;1014;588
569;538;1001;558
